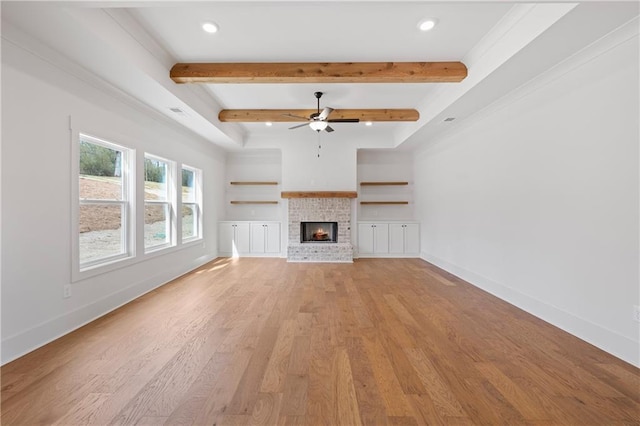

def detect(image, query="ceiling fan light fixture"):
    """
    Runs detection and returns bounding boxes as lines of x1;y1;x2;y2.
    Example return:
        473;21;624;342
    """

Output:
309;121;328;132
418;18;437;32
202;22;219;33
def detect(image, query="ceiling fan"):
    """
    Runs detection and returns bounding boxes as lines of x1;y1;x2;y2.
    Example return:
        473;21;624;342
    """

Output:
285;92;359;133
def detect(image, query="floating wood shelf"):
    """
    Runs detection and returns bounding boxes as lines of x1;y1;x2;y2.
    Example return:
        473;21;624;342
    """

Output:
360;201;409;205
230;181;278;185
230;201;278;205
360;181;409;186
281;191;357;199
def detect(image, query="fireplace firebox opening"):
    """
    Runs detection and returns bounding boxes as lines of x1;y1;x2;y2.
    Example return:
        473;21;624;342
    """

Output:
301;222;338;243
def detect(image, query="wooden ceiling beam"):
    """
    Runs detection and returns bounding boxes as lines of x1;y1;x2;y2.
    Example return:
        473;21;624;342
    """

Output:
219;109;419;122
171;62;467;84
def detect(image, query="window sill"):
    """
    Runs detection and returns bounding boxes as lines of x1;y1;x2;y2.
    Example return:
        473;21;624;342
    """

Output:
74;254;138;283
72;237;205;283
181;237;203;247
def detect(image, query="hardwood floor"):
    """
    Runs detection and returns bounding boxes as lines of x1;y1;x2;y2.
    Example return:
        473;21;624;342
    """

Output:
2;258;638;425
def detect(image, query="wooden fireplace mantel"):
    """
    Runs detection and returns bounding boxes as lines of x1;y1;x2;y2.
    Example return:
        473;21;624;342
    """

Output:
281;191;357;199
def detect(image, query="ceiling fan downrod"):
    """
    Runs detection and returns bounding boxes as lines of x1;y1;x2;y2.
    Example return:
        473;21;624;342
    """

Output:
314;91;323;119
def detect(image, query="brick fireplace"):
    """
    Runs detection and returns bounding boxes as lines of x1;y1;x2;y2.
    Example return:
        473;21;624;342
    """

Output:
282;191;355;262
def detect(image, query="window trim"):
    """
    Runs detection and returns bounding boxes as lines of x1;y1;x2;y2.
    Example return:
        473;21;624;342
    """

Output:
144;153;176;253
70;123;206;283
180;165;203;244
72;132;136;282
181;202;200;242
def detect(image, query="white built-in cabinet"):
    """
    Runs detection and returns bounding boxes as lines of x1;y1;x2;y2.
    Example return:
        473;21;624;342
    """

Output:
358;222;419;258
250;222;281;254
388;223;420;255
358;223;389;255
218;222;251;255
218;221;280;257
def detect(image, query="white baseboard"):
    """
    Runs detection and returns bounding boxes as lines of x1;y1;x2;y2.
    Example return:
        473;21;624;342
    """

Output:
420;252;640;367
356;253;421;259
1;254;217;365
286;260;353;263
217;252;282;258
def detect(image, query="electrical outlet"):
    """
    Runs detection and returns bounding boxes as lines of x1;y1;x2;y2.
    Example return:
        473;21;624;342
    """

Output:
63;284;71;299
634;305;640;323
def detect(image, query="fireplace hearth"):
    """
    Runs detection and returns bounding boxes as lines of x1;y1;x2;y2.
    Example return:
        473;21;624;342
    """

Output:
301;221;338;243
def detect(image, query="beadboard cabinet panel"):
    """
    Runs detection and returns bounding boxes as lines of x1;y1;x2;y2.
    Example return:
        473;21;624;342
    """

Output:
219;221;280;257
358;222;419;258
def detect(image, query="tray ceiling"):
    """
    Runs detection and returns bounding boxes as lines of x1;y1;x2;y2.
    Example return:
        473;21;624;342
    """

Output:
2;1;638;150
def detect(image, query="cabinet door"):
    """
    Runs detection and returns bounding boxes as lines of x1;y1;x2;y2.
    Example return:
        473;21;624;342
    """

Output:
388;224;405;254
250;223;266;253
218;223;235;253
264;223;281;254
404;223;420;254
235;223;251;254
374;223;389;254
358;223;375;254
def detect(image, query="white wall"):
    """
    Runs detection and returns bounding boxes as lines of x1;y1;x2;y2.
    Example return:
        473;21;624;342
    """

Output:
224;151;283;221
244;127;398;192
280;135;358;192
357;150;415;221
415;26;639;365
1;41;226;364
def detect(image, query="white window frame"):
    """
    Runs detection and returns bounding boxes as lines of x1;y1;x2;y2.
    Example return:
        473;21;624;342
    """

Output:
72;133;135;281
181;165;203;244
144;153;176;253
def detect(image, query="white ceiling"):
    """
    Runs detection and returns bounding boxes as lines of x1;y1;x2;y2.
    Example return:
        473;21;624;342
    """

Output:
129;3;510;62
2;1;638;151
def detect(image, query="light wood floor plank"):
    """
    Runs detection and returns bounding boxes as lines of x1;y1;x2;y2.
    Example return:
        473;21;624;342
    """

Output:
260;319;297;393
345;336;389;425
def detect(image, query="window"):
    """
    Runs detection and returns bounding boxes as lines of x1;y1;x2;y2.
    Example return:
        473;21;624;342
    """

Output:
144;155;175;251
78;134;132;269
181;165;202;242
74;132;203;278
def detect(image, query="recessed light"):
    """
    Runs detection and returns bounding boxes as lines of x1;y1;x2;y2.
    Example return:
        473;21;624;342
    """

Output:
202;22;219;33
365;121;373;126
418;18;437;32
265;122;273;127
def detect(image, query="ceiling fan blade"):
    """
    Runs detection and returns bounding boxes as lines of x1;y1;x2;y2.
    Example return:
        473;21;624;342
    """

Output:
319;107;334;121
325;125;335;133
328;118;360;123
288;123;309;130
282;113;310;121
